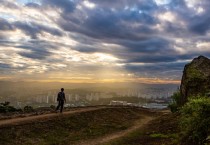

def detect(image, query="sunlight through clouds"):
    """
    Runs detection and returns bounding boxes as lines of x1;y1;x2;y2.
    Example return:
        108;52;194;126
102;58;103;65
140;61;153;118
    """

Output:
0;0;210;84
158;11;176;22
154;0;171;5
83;0;96;9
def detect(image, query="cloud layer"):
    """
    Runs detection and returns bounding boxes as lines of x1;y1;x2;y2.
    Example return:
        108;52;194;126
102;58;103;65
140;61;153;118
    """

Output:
0;0;210;83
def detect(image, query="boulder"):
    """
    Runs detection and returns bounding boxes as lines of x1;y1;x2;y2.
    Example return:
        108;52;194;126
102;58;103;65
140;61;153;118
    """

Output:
180;56;210;105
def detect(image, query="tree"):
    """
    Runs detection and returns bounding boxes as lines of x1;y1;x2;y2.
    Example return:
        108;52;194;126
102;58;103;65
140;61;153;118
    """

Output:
168;90;181;112
180;97;210;145
0;102;19;113
24;106;34;112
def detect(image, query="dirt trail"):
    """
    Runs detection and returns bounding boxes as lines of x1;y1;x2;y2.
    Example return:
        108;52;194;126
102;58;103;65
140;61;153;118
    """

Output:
75;115;155;145
0;106;158;145
0;107;104;127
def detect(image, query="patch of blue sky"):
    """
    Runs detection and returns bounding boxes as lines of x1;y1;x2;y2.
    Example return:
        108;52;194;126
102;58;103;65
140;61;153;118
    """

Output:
130;5;138;12
154;0;171;5
17;0;41;5
0;14;16;21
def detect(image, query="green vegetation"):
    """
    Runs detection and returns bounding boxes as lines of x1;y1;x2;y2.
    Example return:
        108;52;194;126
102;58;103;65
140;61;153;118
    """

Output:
180;97;210;145
168;90;181;112
0;107;144;145
0;102;21;113
168;94;210;144
150;133;170;138
23;105;34;112
186;65;205;81
104;112;179;145
184;65;208;98
50;105;56;110
103;129;145;145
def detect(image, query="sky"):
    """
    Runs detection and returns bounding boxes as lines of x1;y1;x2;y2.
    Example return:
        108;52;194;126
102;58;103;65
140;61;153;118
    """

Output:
0;0;210;84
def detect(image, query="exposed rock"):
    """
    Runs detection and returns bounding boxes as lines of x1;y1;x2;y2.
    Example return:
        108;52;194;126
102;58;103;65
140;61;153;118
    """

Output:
180;55;210;105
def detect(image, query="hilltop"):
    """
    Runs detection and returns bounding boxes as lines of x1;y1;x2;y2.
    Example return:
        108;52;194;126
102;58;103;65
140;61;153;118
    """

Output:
0;106;179;145
2;56;210;145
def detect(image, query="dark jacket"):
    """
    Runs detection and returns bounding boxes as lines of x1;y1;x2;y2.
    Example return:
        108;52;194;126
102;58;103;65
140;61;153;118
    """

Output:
57;92;65;102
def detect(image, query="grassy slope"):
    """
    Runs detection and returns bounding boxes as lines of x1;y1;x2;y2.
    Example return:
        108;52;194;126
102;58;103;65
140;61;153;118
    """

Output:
105;112;180;145
0;107;155;145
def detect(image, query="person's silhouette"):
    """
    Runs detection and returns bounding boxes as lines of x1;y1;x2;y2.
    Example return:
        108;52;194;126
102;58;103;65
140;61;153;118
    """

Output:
56;88;66;113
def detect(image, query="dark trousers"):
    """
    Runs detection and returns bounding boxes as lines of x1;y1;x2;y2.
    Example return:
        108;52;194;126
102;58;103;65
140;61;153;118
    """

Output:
56;101;64;113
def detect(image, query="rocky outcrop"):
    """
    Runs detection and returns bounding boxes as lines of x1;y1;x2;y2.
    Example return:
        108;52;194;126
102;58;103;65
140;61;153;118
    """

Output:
180;56;210;105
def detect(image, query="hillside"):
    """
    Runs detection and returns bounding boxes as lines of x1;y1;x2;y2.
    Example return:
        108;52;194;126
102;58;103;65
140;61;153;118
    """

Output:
180;55;210;105
0;106;177;145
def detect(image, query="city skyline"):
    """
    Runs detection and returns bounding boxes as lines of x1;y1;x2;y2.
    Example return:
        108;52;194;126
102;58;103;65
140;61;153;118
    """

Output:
1;0;210;84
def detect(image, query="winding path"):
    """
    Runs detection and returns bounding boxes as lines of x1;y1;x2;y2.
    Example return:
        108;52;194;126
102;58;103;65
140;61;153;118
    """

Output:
0;106;158;145
0;107;104;127
75;116;155;145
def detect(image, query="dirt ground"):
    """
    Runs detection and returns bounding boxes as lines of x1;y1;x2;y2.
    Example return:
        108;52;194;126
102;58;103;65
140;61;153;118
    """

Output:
0;106;179;145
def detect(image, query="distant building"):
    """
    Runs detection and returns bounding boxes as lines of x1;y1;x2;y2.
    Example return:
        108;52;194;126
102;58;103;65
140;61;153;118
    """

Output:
109;100;127;106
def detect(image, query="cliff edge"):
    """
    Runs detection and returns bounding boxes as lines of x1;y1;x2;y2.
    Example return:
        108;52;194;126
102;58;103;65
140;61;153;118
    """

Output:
180;55;210;105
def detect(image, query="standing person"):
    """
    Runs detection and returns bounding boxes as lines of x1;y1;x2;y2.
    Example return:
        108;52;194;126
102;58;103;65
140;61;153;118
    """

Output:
56;88;66;113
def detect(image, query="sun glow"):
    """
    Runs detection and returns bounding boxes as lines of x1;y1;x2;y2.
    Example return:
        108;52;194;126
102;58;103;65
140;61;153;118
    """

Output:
94;53;118;62
83;1;96;9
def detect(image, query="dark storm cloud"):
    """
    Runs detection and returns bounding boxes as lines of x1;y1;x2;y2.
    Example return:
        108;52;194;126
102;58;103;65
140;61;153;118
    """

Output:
167;0;210;35
118;38;171;53
73;45;101;53
56;2;193;66
124;61;187;79
125;55;177;63
124;62;185;73
125;62;187;80
58;5;156;41
37;0;210;47
18;51;49;60
43;0;158;42
25;2;41;8
26;0;210;64
1;0;19;9
2;0;210;82
14;22;63;39
0;39;16;46
71;36;174;63
42;0;75;13
0;63;11;69
27;40;58;49
58;9;132;40
77;37;176;63
89;0;157;11
189;15;210;35
0;18;14;31
16;41;54;60
124;52;210;75
169;0;186;8
125;52;210;65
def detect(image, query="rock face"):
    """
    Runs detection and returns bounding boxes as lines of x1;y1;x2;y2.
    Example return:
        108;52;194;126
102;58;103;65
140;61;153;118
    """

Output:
180;56;210;105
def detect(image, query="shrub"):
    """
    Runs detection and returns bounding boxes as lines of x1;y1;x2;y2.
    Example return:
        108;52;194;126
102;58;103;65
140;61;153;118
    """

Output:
50;105;56;110
0;101;10;106
180;97;210;145
150;133;169;138
24;106;34;112
0;102;18;113
0;106;6;113
168;90;181;112
7;106;17;112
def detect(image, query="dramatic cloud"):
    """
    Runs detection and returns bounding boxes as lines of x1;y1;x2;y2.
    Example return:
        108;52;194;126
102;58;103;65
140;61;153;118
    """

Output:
0;18;14;31
12;21;62;39
0;0;210;83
